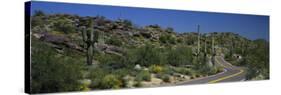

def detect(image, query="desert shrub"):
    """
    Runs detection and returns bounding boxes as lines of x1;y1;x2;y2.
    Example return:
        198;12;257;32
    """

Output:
31;39;84;93
135;70;151;81
96;53;128;70
167;46;193;66
224;51;235;62
112;68;134;87
193;62;214;76
89;67;128;89
32;16;45;27
177;38;183;43
173;67;192;75
88;67;108;89
161;65;174;75
160;74;171;83
78;80;91;91
159;34;176;44
79;85;91;91
216;67;224;73
126;43;164;67
149;65;163;74
52;18;76;33
134;81;143;87
105;36;123;46
227;39;269;80
123;19;133;29
112;68;132;77
208;67;224;75
100;74;122;89
32;10;46;27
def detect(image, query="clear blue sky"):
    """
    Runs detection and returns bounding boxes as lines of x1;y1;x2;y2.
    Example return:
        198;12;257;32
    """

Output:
29;1;269;41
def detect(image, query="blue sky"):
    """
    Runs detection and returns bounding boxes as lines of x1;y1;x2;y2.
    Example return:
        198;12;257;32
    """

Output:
29;1;269;40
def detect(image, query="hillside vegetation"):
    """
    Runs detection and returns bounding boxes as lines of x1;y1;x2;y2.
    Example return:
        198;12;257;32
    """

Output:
30;11;269;93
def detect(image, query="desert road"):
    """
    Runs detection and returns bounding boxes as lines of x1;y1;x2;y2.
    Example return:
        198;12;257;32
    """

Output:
176;56;246;85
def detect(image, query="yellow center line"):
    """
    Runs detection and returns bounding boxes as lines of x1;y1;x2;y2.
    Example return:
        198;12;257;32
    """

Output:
208;69;244;83
208;56;244;83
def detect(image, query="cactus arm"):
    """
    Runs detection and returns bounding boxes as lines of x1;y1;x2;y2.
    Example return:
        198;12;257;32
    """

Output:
94;30;99;43
87;44;93;65
79;26;87;49
81;27;88;49
82;27;87;43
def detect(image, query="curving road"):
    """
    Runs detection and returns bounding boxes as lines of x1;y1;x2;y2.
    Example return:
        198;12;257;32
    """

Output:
176;56;246;85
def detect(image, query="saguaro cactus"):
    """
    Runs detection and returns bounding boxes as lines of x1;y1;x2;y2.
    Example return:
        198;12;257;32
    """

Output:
195;25;201;64
204;36;207;54
211;33;216;67
230;36;235;56
212;34;215;56
203;35;208;64
197;25;201;55
81;19;98;65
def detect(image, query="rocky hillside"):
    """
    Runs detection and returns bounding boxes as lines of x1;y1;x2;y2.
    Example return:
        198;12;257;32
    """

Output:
30;11;269;93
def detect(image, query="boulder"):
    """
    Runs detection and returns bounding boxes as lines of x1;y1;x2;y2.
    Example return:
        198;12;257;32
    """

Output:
37;32;84;52
134;64;142;70
141;74;163;87
32;33;44;39
95;43;124;56
143;67;149;71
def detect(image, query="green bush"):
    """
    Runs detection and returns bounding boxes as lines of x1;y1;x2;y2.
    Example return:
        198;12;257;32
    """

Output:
159;34;176;44
228;39;269;80
161;65;174;75
126;43;164;67
173;67;191;75
208;67;224;75
31;39;84;93
167;46;193;66
78;80;91;91
52;18;76;33
89;67;124;89
32;10;46;27
134;81;143;87
88;67;108;89
135;70;151;81
149;65;163;74
96;53;127;70
100;74;122;89
160;74;171;83
105;36;123;46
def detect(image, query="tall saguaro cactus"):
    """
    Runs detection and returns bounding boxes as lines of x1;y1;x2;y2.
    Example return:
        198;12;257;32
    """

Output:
203;35;208;64
195;25;201;64
197;25;201;55
211;33;216;67
230;36;234;56
204;36;207;54
212;34;215;56
81;19;98;65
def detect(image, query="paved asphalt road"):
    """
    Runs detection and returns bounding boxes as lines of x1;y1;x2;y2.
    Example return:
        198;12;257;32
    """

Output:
176;56;246;85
